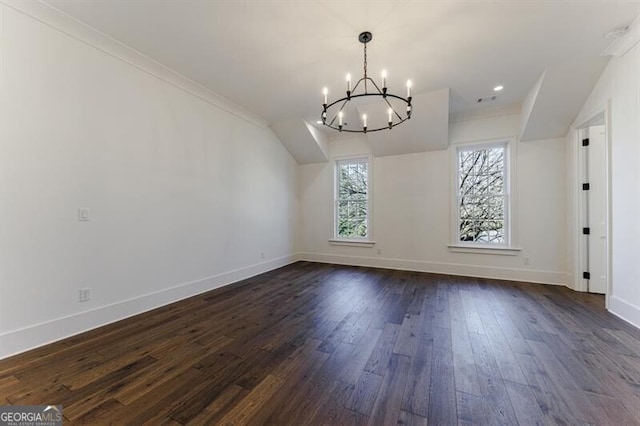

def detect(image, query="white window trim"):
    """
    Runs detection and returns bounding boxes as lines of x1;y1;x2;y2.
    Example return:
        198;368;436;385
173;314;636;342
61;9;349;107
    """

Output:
331;155;374;244
329;239;376;247
447;244;521;255
449;137;519;253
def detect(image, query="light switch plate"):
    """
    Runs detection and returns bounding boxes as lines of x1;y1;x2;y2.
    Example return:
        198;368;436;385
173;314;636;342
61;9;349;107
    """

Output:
78;208;90;221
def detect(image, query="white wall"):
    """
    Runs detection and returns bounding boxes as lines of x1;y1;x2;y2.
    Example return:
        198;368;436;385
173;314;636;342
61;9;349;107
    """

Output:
0;3;298;358
299;113;567;284
570;42;640;327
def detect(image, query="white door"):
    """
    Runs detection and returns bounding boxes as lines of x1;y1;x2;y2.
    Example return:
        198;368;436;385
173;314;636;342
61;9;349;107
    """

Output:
586;125;607;294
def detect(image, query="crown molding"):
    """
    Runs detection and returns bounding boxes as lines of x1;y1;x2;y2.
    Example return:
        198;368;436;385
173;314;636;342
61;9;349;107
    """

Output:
0;0;269;128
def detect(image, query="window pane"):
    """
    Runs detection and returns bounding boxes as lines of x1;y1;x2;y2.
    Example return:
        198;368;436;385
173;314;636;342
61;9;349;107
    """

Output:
459;219;505;243
338;160;368;201
338;201;348;220
477;220;505;243
457;145;507;245
338;218;368;238
337;160;368;238
355;219;367;237
460;195;504;220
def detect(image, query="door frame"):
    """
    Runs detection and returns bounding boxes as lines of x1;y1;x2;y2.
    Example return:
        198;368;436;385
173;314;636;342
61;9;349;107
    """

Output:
571;100;612;306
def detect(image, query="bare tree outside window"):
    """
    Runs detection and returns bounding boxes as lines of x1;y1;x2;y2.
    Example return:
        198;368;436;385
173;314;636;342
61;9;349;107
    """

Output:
457;145;507;243
336;159;368;238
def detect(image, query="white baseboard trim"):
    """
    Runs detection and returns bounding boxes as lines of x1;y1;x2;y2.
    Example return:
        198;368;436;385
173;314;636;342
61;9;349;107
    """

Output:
609;295;640;329
298;252;566;286
0;254;297;360
564;273;578;291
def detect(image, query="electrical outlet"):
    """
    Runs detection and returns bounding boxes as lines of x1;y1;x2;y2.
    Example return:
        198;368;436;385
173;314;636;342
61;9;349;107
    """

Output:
523;257;530;266
377;248;382;255
79;288;91;302
260;252;265;260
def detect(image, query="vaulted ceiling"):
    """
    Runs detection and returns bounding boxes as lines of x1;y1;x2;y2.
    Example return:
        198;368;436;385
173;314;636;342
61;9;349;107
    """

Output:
44;0;639;162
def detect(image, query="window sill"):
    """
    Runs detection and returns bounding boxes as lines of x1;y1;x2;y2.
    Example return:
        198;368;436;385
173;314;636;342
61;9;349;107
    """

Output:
329;239;376;247
448;244;522;256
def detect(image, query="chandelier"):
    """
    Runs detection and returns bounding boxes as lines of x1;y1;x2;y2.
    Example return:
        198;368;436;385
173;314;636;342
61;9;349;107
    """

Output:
321;31;413;133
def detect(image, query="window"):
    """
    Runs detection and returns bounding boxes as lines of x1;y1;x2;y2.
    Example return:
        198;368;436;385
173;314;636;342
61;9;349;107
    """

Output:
455;142;510;245
335;158;369;239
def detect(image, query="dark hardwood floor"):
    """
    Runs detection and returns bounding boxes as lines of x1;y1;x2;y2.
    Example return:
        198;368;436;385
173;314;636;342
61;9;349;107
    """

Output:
1;261;640;425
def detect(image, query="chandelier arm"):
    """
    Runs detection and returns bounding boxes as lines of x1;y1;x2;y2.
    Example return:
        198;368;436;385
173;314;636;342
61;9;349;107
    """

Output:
350;77;367;95
344;77;389;97
382;96;404;122
327;98;350;127
384;93;413;121
364;77;383;94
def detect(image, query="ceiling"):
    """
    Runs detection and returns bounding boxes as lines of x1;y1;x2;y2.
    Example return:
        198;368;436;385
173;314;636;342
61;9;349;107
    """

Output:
44;0;639;158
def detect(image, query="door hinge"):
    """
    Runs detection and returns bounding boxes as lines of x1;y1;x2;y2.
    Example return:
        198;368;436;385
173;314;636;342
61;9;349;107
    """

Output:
582;138;590;146
583;271;591;279
583;227;590;235
582;183;590;190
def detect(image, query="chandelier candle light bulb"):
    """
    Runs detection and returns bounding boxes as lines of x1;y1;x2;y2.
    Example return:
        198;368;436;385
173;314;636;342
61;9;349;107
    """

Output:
319;31;414;133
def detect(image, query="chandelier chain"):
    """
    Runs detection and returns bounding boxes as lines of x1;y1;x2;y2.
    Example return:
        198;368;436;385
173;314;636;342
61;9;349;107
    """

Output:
363;42;368;80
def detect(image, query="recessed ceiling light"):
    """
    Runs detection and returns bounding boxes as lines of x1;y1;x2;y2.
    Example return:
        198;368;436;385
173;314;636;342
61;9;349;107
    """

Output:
494;85;504;92
316;120;323;124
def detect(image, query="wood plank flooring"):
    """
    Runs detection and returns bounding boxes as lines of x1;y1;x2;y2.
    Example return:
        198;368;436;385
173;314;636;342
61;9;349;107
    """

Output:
1;261;640;424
